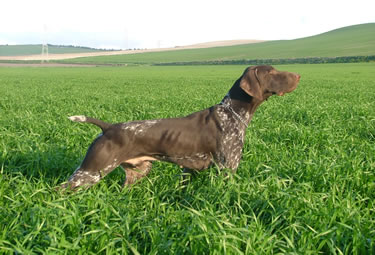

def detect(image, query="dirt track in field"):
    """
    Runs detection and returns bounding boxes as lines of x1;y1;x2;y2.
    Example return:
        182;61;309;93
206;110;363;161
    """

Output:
0;40;265;62
0;63;98;67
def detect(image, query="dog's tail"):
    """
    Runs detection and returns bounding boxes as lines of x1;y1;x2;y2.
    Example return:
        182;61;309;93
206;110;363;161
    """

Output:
68;115;111;132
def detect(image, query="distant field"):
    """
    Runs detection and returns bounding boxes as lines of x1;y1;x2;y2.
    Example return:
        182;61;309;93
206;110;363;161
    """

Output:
61;23;375;65
0;44;106;56
0;63;374;253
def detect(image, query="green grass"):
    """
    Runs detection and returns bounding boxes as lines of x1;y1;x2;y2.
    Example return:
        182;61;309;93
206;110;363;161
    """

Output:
0;63;374;253
62;23;375;65
0;45;107;56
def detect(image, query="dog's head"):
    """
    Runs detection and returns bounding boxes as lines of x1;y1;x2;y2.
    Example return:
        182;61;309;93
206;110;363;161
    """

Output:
239;65;300;101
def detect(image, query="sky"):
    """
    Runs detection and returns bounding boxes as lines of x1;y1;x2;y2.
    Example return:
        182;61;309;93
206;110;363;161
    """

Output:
1;0;374;49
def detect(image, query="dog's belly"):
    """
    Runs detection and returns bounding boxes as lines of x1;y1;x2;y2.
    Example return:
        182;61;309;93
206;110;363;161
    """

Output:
155;153;213;170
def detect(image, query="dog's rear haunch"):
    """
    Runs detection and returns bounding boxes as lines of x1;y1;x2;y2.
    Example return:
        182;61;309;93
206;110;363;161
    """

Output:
61;65;300;190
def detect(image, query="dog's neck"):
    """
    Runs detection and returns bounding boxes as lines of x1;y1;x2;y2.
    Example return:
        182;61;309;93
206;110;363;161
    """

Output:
220;78;264;127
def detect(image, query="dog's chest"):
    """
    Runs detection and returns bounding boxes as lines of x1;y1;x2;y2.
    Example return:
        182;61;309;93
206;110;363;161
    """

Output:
215;106;247;169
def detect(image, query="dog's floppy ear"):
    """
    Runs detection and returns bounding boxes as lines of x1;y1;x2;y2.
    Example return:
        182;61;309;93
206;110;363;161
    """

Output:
240;67;263;100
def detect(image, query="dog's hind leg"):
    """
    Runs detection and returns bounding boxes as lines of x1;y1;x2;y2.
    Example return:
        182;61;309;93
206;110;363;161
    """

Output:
61;134;121;190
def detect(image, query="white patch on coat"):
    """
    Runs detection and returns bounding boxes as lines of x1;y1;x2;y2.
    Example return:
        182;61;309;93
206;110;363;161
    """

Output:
68;115;87;122
68;167;101;187
121;119;161;136
102;158;119;174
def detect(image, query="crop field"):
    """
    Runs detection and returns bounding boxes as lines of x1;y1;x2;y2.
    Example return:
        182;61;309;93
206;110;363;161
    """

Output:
0;63;374;254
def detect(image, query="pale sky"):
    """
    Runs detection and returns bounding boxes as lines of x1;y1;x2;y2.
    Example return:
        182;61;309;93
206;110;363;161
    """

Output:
1;0;374;49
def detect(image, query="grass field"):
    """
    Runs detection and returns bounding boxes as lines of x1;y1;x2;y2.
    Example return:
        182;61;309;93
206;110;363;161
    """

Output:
0;63;374;253
61;23;375;65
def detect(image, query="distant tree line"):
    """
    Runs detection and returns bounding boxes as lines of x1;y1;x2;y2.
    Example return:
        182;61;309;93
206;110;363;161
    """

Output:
47;44;120;51
47;44;148;51
154;55;375;66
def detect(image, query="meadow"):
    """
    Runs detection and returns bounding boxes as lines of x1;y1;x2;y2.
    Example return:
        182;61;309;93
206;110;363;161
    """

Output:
0;63;374;254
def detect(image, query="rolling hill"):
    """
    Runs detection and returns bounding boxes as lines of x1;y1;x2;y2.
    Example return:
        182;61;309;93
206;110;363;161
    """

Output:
63;23;375;65
1;23;374;65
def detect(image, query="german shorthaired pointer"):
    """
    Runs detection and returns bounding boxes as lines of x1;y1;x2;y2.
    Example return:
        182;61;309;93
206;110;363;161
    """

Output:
61;65;300;189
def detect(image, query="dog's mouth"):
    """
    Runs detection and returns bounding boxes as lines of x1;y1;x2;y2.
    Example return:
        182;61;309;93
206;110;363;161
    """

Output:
271;91;285;96
275;87;296;96
278;77;300;96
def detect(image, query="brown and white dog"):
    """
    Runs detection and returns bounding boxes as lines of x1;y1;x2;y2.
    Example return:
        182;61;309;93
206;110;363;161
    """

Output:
61;65;300;190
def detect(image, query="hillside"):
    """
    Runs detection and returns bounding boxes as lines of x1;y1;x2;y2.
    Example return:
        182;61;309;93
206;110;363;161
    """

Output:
1;23;374;65
63;23;375;65
0;40;264;61
0;44;108;57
